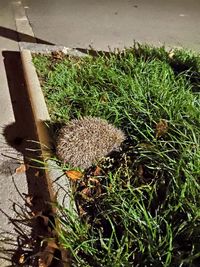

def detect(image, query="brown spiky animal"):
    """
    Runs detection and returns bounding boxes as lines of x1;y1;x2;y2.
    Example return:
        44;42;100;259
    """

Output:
56;116;125;169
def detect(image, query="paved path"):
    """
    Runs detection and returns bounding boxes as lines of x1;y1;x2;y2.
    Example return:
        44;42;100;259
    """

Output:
0;1;23;266
0;1;36;266
23;0;200;51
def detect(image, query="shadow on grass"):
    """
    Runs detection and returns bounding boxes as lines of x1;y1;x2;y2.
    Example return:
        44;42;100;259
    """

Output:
76;45;200;92
133;45;200;91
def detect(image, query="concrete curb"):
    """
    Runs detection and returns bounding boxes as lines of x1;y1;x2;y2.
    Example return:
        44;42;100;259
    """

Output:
20;45;90;267
21;49;55;197
20;49;71;266
21;50;51;152
20;47;87;205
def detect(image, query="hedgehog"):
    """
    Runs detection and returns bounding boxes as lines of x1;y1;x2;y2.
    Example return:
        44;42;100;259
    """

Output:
56;116;125;169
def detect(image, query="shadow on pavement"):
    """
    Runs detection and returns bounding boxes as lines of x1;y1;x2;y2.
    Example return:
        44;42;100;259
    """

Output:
1;51;54;266
0;26;53;45
0;202;50;267
75;47;114;57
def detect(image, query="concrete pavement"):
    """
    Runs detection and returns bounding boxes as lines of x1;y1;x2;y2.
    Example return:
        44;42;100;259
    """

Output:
0;2;69;265
0;1;39;266
23;0;200;51
0;1;26;266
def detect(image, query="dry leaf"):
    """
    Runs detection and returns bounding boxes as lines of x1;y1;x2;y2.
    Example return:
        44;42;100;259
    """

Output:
88;178;102;196
36;214;50;226
60;248;71;266
93;166;102;176
65;170;83;181
168;50;175;59
78;205;86;217
19;254;25;264
139;142;154;149
52;51;64;60
39;241;56;267
47;240;59;250
31;210;42;217
25;195;33;206
38;258;47;267
156;119;168;138
100;93;108;103
81;187;92;198
35;170;40;177
138;165;144;178
15;163;27;174
88;177;100;186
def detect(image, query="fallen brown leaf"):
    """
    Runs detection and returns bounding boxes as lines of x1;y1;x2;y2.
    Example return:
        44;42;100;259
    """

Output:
35;170;40;177
47;240;59;250
65;170;83;181
88;177;100;186
81;187;92;198
51;51;64;60
93;166;102;176
168;50;175;59
38;258;47;267
31;210;42;217
39;240;56;267
60;247;71;266
35;214;50;226
15;163;28;174
156;119;168;138
139;142;154;149
137;165;144;178
81;184;102;199
88;178;102;196
25;195;33;206
100;93;108;103
19;254;25;264
78;205;86;217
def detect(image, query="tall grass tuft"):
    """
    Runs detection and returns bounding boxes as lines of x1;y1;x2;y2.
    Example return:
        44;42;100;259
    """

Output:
33;45;200;266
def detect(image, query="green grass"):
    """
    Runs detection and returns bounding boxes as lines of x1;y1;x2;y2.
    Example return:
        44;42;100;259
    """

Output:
33;45;200;267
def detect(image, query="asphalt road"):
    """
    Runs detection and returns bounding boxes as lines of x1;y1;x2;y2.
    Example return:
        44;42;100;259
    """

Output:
23;0;200;51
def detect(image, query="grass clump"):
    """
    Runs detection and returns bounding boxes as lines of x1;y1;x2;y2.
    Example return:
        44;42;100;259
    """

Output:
33;45;200;267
